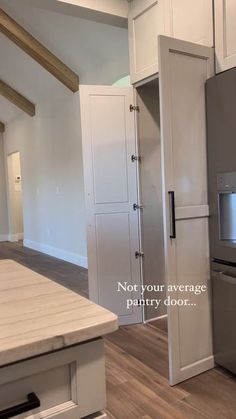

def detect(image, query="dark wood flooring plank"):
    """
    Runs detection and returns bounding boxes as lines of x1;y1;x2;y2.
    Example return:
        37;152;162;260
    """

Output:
106;324;168;377
148;317;168;334
180;369;236;419
105;340;203;419
171;399;209;419
105;341;188;403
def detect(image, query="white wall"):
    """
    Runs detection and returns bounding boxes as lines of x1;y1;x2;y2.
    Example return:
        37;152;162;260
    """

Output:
4;94;89;266
3;13;129;268
0;134;9;240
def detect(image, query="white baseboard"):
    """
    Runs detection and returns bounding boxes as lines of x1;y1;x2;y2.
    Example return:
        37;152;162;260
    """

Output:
8;233;24;242
23;239;88;269
0;234;9;242
144;314;168;324
0;233;23;242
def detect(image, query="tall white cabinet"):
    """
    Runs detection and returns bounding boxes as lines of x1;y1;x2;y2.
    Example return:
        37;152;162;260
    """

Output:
159;36;214;385
215;0;236;73
128;0;214;84
80;86;143;327
80;35;214;385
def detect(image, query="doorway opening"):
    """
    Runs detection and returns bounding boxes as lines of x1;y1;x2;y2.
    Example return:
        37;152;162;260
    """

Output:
7;151;24;242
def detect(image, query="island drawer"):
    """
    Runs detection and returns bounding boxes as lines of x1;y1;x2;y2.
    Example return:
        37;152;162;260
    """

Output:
0;339;106;419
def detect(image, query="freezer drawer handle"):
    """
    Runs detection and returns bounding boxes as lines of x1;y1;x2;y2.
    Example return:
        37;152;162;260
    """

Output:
168;191;176;239
0;393;40;419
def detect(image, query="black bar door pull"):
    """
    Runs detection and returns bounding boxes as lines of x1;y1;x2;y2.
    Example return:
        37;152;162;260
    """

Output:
0;393;40;419
168;191;176;239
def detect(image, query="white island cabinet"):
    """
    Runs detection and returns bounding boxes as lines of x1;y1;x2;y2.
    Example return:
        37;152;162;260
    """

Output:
0;260;117;419
128;0;213;84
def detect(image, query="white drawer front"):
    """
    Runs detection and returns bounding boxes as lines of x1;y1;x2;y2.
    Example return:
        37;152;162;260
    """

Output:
0;339;106;418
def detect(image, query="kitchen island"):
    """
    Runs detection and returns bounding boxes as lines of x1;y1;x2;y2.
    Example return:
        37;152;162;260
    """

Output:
0;259;118;419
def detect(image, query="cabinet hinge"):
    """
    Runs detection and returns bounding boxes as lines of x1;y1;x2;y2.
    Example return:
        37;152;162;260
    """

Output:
130;104;140;112
135;251;144;259
131;154;141;162
133;203;144;211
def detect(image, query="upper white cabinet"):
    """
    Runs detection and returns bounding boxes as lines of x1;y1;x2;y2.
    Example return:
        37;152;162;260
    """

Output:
164;0;213;46
128;0;165;84
128;0;213;84
215;0;236;73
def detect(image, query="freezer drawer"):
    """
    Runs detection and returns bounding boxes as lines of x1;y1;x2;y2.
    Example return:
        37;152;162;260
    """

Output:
212;269;236;373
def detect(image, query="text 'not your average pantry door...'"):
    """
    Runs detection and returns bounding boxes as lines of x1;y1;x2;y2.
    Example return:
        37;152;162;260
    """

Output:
80;86;143;326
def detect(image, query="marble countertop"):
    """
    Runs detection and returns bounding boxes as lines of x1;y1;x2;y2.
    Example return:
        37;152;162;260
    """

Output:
0;259;118;367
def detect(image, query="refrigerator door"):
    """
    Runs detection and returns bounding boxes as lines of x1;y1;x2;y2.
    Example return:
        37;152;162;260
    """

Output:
206;67;236;263
212;262;236;373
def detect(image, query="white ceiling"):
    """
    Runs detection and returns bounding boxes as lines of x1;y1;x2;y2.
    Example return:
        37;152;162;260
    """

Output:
0;0;129;124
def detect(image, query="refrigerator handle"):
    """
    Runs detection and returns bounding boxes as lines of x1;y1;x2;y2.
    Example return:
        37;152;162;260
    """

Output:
168;191;176;239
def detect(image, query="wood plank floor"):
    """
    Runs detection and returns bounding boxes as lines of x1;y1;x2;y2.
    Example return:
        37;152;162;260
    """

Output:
1;242;236;419
0;241;88;297
105;320;236;419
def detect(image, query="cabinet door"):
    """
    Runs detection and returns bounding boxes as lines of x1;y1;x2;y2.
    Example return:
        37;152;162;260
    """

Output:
164;0;213;47
215;0;236;72
80;86;142;326
128;0;165;84
128;0;213;85
159;36;214;385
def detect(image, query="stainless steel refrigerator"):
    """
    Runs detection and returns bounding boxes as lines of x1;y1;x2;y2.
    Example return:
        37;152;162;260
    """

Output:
206;67;236;374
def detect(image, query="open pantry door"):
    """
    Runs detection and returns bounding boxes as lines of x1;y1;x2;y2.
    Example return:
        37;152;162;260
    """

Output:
80;86;143;326
159;36;214;385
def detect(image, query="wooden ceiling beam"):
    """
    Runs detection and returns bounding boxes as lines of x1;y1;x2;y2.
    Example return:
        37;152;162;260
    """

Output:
0;122;5;133
0;8;79;92
0;80;35;116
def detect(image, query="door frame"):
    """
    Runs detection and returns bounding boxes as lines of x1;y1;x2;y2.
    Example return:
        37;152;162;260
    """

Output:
6;151;24;242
